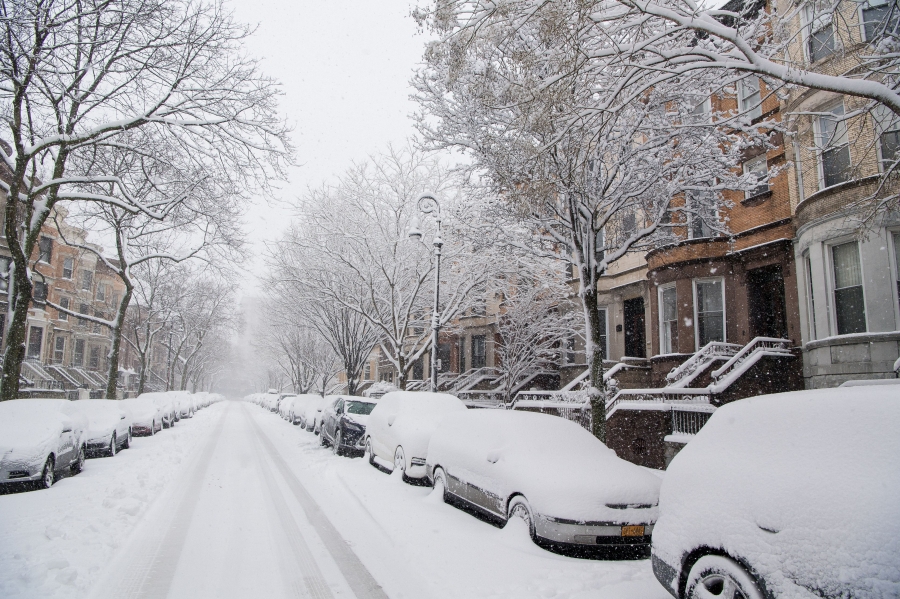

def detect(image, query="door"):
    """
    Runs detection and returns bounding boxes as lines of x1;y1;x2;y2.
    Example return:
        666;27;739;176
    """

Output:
747;265;788;339
624;297;646;358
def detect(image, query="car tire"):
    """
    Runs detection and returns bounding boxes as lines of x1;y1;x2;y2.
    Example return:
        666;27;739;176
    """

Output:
71;445;86;474
506;496;536;540
685;555;765;599
432;467;448;503
150;420;156;436
366;439;375;467
39;456;55;489
109;433;117;457
123;430;131;449
332;430;343;456
320;430;329;447
393;446;406;475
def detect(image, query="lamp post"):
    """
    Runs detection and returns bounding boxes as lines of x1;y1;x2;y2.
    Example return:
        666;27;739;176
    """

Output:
408;192;443;392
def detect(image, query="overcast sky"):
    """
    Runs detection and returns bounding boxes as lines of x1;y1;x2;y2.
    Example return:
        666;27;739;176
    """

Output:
227;0;428;293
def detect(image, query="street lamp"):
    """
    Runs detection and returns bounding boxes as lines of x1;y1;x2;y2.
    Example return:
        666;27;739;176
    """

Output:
409;192;443;392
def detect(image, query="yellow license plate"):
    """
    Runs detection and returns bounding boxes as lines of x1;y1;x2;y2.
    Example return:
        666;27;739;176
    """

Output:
621;525;645;537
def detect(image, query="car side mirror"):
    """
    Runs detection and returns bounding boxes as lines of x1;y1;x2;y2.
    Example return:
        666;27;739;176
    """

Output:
121;415;126;419
486;450;500;464
62;428;72;434
387;415;396;426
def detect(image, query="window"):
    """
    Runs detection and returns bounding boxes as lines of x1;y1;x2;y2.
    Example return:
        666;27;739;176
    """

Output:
805;254;817;340
96;284;105;302
364;362;372;380
33;281;47;302
38;236;53;263
690;96;711;123
54;336;65;363
805;4;835;62
597;306;609;361
565;337;576;364
862;0;898;42
81;270;93;291
832;241;867;334
89;346;100;370
659;284;678;354
874;105;900;170
622;210;636;237
93;311;103;334
738;77;762;121
0;256;9;292
78;303;89;326
594;229;605;266
62;257;73;279
694;279;725;348
893;232;900;315
26;326;43;360
816;103;851;188
471;335;486;369
74;339;85;367
744;155;770;199
686;189;715;239
58;297;69;321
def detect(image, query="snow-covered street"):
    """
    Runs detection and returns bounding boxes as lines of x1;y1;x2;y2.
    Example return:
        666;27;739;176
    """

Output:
0;400;668;599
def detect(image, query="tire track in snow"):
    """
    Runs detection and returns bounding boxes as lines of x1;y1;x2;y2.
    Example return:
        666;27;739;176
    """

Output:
244;404;335;599
245;408;391;599
100;403;230;599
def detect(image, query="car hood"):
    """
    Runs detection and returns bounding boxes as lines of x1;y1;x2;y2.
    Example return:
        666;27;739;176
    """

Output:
344;414;369;428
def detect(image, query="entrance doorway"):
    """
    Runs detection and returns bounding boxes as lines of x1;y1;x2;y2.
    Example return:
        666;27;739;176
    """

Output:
623;297;646;358
747;265;788;339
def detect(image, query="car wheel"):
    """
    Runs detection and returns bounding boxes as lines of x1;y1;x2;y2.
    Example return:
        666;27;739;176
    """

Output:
332;430;343;456
507;496;536;540
320;430;329;447
685;555;765;599
150;420;156;436
432;467;448;503
365;439;375;467
393;446;406;474
39;456;55;489
71;445;86;474
109;433;117;457
123;430;131;449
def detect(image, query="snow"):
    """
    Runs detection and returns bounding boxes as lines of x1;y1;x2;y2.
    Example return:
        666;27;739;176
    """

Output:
1;399;670;599
61;400;130;445
427;409;661;523
0;400;87;482
120;396;161;430
652;386;900;599
365;391;467;477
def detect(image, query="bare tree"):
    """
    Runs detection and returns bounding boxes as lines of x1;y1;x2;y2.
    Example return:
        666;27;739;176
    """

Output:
0;0;291;400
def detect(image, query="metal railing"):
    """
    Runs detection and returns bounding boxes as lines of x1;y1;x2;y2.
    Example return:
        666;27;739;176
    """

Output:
666;341;741;388
671;404;716;436
710;337;793;381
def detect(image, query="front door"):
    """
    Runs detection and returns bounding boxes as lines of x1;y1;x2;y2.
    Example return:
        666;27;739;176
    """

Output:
624;297;646;358
747;265;788;339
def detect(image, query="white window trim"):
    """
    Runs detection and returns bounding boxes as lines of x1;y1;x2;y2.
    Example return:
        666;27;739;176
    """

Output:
692;277;726;351
873;105;899;173
888;228;900;328
826;238;869;336
738;77;762;120
597;305;609;361
803;3;835;63
658;283;678;354
802;252;818;341
743;155;769;199
858;0;890;43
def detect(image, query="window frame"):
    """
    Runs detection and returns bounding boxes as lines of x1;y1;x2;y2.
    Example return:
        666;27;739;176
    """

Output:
889;229;900;326
658;283;678;354
26;325;43;360
815;102;851;189
0;256;9;293
873;105;900;173
738;76;762;121
471;334;487;369
58;296;70;321
81;270;93;292
803;252;818;341
74;338;85;367
743;155;770;199
62;257;74;279
827;239;868;335
859;0;895;43
38;236;53;264
53;336;65;363
692;277;727;350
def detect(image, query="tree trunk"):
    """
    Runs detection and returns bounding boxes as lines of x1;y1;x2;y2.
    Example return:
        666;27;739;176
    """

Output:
0;266;31;401
105;287;133;399
582;282;607;443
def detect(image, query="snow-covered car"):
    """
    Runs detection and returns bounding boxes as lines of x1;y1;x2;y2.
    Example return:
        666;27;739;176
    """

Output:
64;399;132;457
286;394;317;425
259;392;280;412
121;396;163;436
140;392;177;428
300;396;329;432
651;386;900;599
0;399;88;489
426;409;661;555
364;391;466;479
320;396;377;456
173;392;194;419
277;394;298;420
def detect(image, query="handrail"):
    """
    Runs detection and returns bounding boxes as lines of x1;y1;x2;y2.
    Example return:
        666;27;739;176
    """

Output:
710;337;792;380
666;341;741;385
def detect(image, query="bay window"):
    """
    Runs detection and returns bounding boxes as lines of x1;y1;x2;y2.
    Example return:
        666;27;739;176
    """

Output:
831;241;866;335
659;285;678;354
816;103;851;188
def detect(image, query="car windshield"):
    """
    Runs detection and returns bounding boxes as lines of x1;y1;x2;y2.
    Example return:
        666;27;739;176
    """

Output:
345;401;375;415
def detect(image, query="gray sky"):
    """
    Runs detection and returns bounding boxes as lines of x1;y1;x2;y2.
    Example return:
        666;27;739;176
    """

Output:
227;0;427;291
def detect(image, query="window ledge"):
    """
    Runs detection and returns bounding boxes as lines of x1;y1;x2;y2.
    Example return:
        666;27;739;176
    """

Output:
741;190;773;206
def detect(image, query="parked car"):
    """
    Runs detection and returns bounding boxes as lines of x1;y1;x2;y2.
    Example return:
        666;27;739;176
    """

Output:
277;394;298;420
121;396;163;436
300;396;329;432
364;391;466;479
173;391;194;419
426;409;660;556
287;394;317;425
64;399;132;457
651;386;900;599
320;396;378;456
0;399;88;489
141;392;177;428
